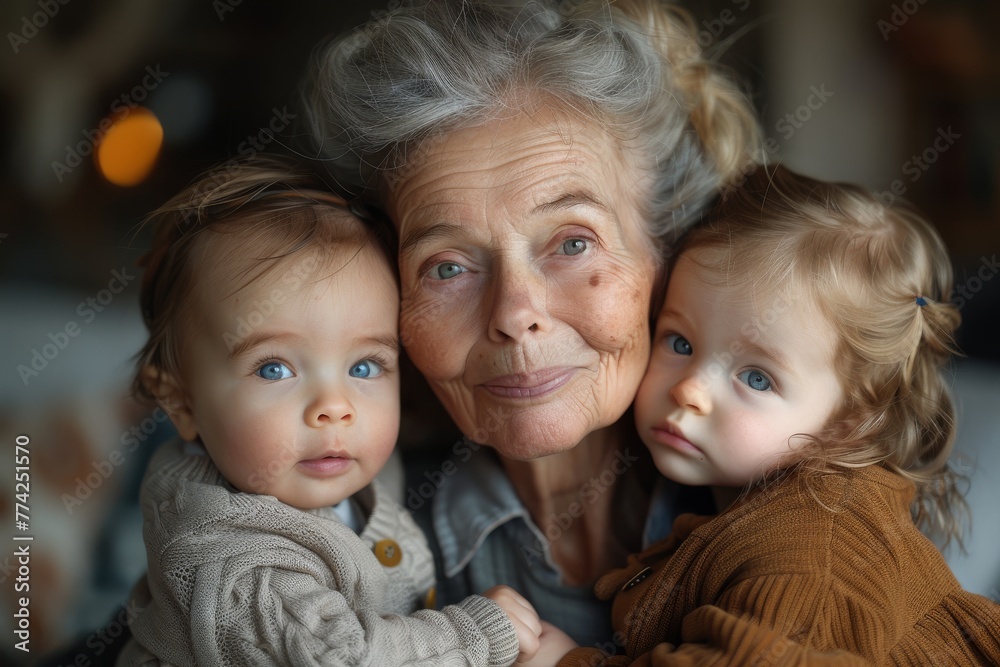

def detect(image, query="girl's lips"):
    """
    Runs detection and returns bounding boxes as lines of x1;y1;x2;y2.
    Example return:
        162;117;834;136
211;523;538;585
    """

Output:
480;367;576;399
649;423;703;457
297;456;353;476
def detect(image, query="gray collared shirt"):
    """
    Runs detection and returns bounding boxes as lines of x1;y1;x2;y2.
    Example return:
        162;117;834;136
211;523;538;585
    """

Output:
406;439;713;650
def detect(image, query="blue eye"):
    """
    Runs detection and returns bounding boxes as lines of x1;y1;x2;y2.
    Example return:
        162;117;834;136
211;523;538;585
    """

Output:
665;334;692;355
559;238;588;256
349;359;383;379
256;361;293;381
739;369;772;392
430;262;466;280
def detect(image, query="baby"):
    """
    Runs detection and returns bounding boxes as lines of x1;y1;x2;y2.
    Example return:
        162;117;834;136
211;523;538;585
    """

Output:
117;156;541;666
557;165;1000;665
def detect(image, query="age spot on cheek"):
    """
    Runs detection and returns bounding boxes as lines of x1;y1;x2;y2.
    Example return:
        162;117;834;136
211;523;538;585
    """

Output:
589;274;600;287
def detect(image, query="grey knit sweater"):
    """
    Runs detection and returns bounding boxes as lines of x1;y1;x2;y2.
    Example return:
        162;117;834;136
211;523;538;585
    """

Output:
117;440;519;667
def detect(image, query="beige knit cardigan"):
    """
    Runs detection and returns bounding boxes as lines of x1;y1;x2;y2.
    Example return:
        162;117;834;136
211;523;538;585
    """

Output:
117;440;518;667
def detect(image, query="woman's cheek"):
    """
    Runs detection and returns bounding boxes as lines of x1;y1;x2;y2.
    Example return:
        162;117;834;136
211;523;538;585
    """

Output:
553;267;650;353
401;289;472;381
401;297;440;354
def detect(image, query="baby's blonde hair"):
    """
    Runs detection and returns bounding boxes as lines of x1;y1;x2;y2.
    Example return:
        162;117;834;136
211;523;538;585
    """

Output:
675;164;966;546
131;155;395;405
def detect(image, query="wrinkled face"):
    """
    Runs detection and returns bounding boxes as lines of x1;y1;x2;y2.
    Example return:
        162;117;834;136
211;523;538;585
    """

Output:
173;240;401;509
634;252;844;488
390;105;657;459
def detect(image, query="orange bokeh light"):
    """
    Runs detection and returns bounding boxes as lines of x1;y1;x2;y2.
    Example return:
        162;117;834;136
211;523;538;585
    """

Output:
95;107;163;186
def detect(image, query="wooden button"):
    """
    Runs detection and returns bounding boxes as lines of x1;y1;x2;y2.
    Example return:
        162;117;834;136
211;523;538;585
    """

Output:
621;566;653;592
424;586;437;610
373;539;402;567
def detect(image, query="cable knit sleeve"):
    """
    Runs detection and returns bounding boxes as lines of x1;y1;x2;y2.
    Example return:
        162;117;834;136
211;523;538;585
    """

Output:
207;560;518;666
128;443;519;667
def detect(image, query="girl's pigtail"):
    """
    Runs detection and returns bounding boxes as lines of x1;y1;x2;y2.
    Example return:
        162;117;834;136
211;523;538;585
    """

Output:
898;286;967;548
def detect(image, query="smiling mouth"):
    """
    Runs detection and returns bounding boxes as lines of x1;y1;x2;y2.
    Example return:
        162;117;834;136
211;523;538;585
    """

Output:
480;367;576;399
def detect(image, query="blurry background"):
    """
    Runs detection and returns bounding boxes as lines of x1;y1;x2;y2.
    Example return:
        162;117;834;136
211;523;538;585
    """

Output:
0;0;997;664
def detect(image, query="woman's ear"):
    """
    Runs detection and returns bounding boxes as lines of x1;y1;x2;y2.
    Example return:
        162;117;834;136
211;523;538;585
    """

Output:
141;365;199;442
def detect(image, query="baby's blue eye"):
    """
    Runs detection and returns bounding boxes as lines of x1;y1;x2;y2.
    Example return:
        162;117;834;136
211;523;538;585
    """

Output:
739;369;772;392
256;361;293;381
559;238;588;256
349;360;383;379
430;262;466;280
665;334;692;355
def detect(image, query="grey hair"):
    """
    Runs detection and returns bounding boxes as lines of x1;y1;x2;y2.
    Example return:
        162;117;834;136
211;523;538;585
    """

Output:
304;0;761;250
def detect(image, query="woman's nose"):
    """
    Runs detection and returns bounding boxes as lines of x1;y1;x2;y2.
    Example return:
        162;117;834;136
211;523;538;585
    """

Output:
669;372;712;415
306;386;356;427
487;262;550;343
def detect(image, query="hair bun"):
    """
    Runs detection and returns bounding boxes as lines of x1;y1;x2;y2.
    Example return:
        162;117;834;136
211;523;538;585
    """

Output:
612;0;762;183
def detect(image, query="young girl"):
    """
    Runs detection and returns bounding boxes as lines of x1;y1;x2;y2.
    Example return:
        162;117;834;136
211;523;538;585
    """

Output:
117;156;542;667
557;165;1000;665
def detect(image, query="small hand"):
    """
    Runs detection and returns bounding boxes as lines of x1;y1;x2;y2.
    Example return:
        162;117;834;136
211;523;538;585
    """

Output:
514;621;579;666
482;585;543;662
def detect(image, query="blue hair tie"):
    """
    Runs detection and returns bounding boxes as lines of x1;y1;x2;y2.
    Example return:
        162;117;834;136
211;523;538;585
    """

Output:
915;296;928;307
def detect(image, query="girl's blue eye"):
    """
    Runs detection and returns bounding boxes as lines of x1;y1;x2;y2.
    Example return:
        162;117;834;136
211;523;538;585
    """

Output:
559;238;588;256
665;334;692;355
430;262;466;280
349;359;383;379
256;361;293;381
739;369;772;392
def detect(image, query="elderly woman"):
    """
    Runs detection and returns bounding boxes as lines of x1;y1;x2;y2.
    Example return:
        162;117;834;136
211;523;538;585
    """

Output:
306;0;760;650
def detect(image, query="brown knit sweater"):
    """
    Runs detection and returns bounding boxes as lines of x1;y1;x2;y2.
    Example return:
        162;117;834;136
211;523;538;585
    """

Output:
559;465;1000;666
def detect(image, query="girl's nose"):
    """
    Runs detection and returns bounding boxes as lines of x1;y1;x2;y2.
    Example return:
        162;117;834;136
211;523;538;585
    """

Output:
669;372;712;415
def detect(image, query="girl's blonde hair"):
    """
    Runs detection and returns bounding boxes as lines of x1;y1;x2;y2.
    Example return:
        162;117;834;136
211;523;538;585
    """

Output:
131;155;394;405
676;164;966;546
